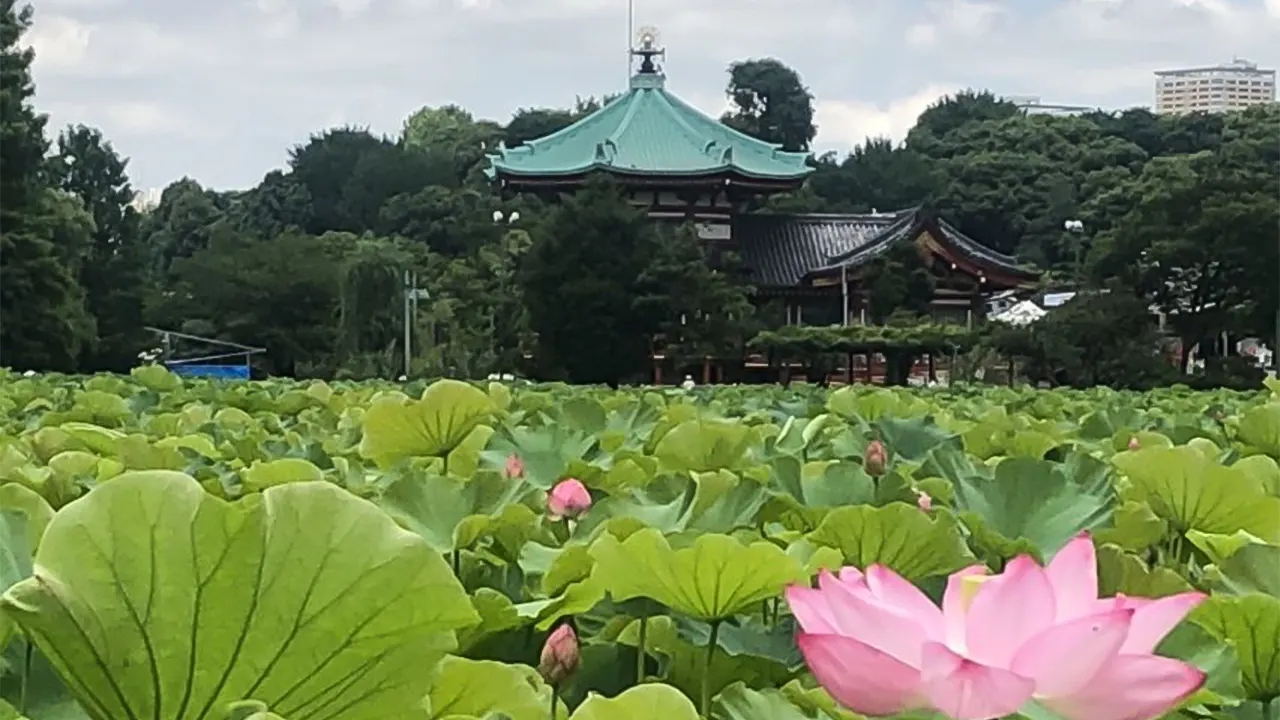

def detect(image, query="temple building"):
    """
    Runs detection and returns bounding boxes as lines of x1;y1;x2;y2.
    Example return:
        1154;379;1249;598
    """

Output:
485;31;1038;338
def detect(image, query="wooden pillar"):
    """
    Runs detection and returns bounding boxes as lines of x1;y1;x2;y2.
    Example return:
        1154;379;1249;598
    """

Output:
701;357;711;384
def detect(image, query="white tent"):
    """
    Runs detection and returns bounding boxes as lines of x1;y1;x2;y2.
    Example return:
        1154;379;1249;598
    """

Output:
992;300;1047;326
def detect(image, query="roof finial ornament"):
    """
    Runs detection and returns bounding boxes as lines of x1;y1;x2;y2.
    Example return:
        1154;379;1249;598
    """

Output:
631;25;664;75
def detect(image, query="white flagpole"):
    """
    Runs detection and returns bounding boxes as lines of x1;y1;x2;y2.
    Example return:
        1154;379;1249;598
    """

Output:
626;0;634;80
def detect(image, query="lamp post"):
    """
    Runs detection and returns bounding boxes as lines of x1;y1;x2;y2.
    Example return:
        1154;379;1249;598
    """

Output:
1063;219;1085;287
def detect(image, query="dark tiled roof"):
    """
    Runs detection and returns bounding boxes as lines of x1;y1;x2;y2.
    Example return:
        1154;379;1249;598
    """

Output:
734;211;909;286
735;208;1037;288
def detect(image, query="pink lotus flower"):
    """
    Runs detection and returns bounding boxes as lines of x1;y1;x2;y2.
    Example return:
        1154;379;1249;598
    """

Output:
1128;436;1140;450
537;623;579;685
916;490;933;511
504;453;524;479
786;534;1205;720
546;478;592;520
864;440;887;476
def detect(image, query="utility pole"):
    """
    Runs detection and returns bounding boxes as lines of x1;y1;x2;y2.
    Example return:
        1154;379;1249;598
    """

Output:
402;269;429;378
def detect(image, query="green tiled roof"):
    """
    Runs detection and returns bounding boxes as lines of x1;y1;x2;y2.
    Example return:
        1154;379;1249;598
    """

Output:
485;72;812;181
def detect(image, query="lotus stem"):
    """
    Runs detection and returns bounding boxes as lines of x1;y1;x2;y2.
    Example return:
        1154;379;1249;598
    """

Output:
636;614;648;685
20;642;32;712
451;549;461;577
550;684;558;719
701;619;721;717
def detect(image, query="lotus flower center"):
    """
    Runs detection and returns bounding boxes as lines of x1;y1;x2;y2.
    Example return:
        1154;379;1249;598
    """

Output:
958;574;993;614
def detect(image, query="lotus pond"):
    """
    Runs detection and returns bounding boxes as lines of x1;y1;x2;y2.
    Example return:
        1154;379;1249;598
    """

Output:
0;368;1278;720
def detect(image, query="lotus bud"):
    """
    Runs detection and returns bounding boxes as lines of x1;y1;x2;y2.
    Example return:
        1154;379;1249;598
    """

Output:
916;490;932;511
1127;436;1140;450
863;440;887;476
503;453;524;479
538;623;579;685
547;478;592;520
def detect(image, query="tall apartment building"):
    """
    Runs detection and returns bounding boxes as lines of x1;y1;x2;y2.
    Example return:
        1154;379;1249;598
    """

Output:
1154;58;1276;114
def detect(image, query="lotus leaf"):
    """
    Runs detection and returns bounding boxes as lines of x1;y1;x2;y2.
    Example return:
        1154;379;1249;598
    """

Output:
0;470;478;720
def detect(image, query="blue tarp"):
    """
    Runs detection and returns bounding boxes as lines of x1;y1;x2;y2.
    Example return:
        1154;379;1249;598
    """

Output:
166;363;250;379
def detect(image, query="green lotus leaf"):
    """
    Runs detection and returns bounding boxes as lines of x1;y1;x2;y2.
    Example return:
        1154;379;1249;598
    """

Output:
615;617;795;715
1095;543;1192;598
777;680;863;720
379;470;535;554
766;458;876;528
569;682;699;720
652;419;759;473
0;470;478;720
951;455;1115;559
1155;621;1246;708
480;424;596;490
1192;593;1280;701
712;683;816;720
130;365;182;392
0;483;54;558
875;415;956;461
154;434;220;459
1112;446;1280;541
56;423;123;457
1234;454;1280;496
806;503;974;581
1186;529;1268;565
424;656;553;720
1211;543;1280;597
1093;500;1166;551
590;529;804;621
359;379;492;466
240;458;324;492
1238;403;1280;457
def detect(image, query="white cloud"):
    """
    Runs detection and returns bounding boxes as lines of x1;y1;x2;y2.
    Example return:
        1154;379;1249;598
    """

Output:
22;0;1280;190
330;0;376;18
25;15;92;72
102;102;187;134
905;23;938;48
254;0;299;38
814;85;960;151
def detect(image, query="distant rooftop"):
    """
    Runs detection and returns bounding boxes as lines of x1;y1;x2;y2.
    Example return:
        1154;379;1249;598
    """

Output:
1155;58;1275;77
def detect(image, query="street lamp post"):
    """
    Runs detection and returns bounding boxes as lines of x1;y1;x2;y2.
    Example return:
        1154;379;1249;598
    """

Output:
1063;219;1085;286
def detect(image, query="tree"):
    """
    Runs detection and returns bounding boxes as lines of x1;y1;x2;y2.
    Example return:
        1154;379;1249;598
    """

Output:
401;105;504;184
921;114;1147;264
154;227;344;376
1088;143;1277;371
288;127;452;234
141;178;227;274
862;244;937;324
226;169;312;238
520;177;656;384
800;138;939;214
987;289;1171;388
0;0;94;370
633;224;755;371
504;108;576;147
48;124;150;370
722;59;816;152
905;90;1019;150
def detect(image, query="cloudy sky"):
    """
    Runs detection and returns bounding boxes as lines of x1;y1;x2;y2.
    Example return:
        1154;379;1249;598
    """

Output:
23;0;1280;192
